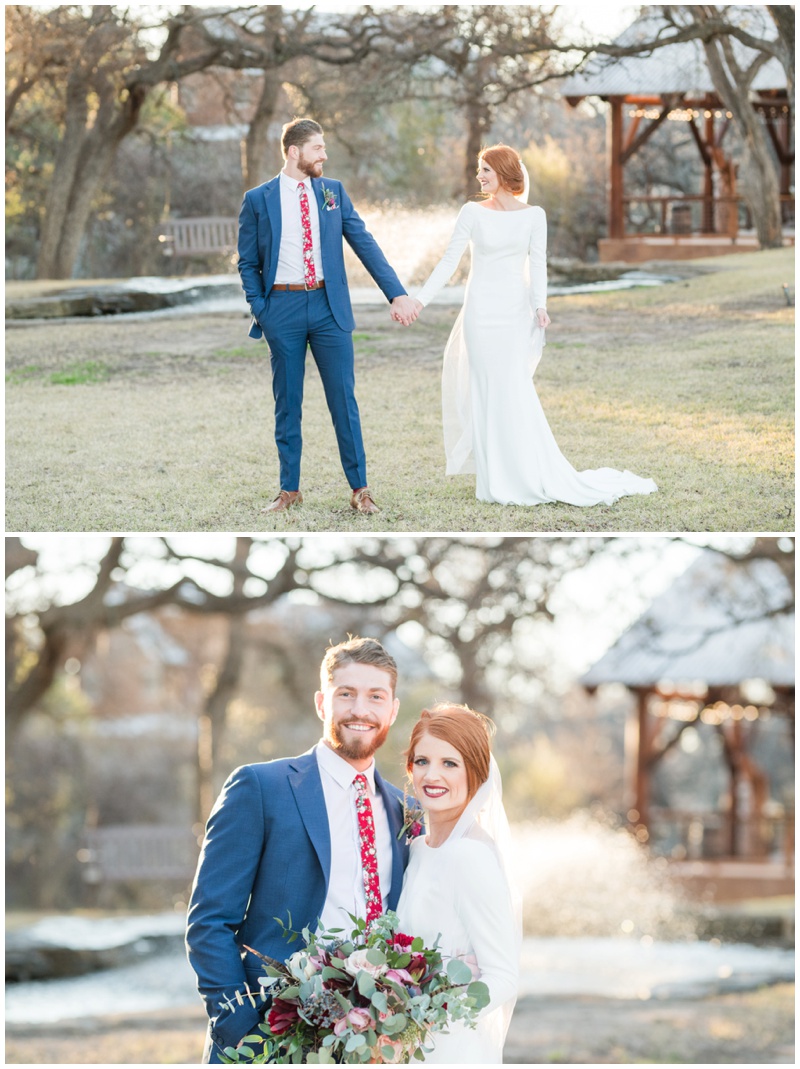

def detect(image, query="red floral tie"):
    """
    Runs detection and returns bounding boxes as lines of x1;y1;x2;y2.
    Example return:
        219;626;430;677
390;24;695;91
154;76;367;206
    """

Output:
353;773;382;924
298;182;317;288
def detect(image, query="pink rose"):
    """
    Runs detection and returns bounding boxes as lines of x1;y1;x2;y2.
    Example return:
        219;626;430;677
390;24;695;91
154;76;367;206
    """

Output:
333;1007;376;1036
376;1038;406;1063
385;968;414;985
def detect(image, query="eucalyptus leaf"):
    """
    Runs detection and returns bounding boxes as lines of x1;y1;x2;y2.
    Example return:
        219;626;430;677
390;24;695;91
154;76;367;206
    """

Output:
321;966;348;982
371;990;388;1014
381;1012;407;1035
357;971;376;998
365;947;386;966
411;937;424;952
345;1034;366;1052
467;980;490;1009
446;958;473;985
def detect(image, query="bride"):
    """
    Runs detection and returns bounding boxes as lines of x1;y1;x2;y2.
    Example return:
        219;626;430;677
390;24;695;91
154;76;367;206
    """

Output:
396;704;520;1063
409;144;658;507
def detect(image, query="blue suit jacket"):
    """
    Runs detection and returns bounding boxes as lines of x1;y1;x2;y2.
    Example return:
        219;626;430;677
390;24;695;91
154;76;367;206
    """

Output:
237;175;406;337
185;748;408;1050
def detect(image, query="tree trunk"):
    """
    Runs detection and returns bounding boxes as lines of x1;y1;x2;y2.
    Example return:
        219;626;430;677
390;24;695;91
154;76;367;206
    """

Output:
36;73;90;277
700;31;783;248
767;5;794;112
737;126;784;248
196;538;252;821
464;96;491;200
36;78;147;278
243;67;282;191
5;626;71;740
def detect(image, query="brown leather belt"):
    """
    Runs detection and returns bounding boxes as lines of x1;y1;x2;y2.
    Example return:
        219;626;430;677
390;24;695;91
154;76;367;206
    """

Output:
272;280;326;292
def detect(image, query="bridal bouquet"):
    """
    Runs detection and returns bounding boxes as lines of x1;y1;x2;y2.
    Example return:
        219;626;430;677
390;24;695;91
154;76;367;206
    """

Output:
218;910;489;1063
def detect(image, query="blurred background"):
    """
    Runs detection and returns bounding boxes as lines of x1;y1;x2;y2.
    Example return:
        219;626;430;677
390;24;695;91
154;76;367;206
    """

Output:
5;4;793;283
5;533;795;1062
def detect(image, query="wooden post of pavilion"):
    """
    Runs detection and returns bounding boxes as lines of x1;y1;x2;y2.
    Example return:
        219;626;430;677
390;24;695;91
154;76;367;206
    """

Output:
703;106;715;233
609;96;625;240
633;688;650;829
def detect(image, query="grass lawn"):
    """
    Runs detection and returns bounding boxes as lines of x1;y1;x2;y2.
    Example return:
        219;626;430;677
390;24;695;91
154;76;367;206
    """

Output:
5;247;794;533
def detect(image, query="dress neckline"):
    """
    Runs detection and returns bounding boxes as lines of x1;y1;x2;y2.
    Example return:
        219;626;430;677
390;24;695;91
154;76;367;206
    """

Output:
472;202;536;214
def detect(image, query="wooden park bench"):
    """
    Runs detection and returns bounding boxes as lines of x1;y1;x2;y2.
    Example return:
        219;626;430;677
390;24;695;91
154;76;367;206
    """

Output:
80;824;199;884
157;217;238;258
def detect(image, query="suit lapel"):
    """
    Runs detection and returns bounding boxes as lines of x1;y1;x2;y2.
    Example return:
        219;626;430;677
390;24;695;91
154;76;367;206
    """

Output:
311;176;325;217
287;751;331;887
264;176;282;270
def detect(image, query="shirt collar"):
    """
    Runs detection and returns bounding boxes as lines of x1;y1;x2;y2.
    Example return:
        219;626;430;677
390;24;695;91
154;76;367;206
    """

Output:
280;170;311;194
316;739;377;793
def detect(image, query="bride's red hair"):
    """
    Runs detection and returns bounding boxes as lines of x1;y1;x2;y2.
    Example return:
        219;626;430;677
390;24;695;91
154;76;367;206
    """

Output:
478;144;525;197
404;703;495;800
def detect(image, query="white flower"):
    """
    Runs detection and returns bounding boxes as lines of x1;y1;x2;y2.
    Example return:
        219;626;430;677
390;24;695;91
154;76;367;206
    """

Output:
342;949;387;979
287;951;318;980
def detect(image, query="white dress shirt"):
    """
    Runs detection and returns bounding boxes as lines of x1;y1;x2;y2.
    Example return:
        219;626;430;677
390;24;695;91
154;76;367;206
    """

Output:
274;170;324;284
315;740;393;932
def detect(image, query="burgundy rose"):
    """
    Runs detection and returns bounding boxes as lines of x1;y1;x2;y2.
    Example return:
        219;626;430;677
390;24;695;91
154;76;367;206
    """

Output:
267;997;300;1035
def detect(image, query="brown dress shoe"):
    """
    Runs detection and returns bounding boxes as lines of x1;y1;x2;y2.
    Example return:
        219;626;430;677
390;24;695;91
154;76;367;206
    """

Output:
262;490;303;513
350;487;379;514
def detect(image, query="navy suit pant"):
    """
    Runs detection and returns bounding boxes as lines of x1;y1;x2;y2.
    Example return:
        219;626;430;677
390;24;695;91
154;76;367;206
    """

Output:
261;288;367;491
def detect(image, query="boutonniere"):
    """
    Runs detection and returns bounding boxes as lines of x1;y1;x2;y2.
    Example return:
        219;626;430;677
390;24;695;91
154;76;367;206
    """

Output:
321;184;339;212
397;799;425;843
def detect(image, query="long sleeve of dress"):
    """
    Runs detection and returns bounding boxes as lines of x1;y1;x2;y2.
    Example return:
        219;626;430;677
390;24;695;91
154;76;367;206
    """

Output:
528;206;547;312
451;838;520;1013
415;205;473;307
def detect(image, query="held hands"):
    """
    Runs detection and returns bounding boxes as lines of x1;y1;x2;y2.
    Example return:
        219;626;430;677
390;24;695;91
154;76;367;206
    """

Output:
535;307;551;329
391;295;423;326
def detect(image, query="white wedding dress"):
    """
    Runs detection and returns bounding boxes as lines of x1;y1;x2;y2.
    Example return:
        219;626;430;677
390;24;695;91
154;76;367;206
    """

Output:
415;201;658;506
395;760;520;1063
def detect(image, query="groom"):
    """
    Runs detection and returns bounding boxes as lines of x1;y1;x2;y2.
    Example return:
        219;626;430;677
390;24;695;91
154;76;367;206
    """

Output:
237;117;419;514
185;636;409;1063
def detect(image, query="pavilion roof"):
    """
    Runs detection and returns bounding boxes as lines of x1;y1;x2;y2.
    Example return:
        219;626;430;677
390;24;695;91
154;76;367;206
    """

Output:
561;8;786;99
581;550;795;689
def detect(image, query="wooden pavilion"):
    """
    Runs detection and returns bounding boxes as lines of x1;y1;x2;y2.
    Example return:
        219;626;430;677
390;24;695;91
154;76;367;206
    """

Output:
560;10;794;262
581;551;794;901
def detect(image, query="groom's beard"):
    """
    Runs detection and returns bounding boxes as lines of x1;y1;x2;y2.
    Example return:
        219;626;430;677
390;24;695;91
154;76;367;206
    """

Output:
326;717;391;761
297;152;324;179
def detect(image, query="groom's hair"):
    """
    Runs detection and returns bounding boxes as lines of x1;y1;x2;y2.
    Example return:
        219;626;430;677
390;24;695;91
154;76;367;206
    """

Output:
320;635;398;694
281;117;323;158
405;703;495;800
